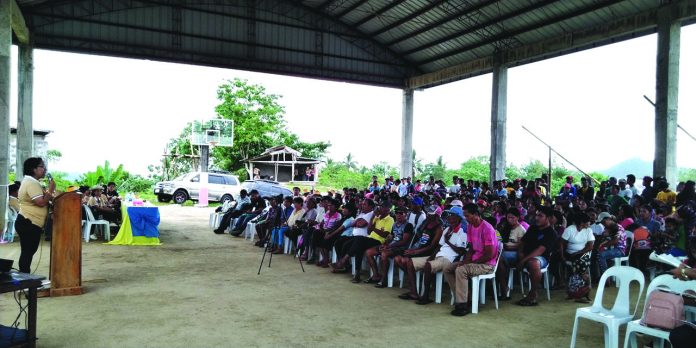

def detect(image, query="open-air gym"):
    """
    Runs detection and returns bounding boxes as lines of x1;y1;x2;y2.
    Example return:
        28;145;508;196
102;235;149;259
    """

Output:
2;1;696;347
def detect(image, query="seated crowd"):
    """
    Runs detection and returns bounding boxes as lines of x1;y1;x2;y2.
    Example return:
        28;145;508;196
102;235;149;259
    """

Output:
78;182;122;240
213;172;696;320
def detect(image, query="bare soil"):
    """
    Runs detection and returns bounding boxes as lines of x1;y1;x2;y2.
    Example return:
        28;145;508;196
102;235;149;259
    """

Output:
0;205;634;347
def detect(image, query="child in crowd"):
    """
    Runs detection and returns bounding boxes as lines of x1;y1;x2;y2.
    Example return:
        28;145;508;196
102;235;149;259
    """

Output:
651;217;680;255
598;223;620;253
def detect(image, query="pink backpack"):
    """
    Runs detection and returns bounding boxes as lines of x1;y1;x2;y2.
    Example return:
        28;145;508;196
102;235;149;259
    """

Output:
641;290;685;330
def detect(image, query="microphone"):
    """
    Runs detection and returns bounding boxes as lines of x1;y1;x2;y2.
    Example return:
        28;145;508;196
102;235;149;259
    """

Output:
46;173;53;181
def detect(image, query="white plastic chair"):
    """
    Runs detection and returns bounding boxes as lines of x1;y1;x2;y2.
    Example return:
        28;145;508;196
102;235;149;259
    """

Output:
243;221;256;240
521;263;551;301
441;244;504;310
434;271;445;303
284;236;295;254
2;208;18;243
351;256;369;276
209;212;222;229
366;255;396;286
507;267;518;297
623;274;696;348
570;266;646;348
82;205;110;242
469;245;504;313
614;235;633;287
210;201;234;229
386;258;396;287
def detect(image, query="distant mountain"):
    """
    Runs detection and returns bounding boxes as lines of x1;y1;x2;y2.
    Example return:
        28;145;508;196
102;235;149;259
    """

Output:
601;158;652;179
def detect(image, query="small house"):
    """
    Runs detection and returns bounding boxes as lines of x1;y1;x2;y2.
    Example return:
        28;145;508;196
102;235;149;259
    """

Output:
246;146;321;183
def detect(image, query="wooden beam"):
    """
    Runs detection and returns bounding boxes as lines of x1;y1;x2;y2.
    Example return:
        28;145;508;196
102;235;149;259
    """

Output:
10;0;29;44
408;0;696;89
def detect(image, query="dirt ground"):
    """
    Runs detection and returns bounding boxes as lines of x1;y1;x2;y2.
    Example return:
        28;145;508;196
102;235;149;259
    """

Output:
0;205;639;347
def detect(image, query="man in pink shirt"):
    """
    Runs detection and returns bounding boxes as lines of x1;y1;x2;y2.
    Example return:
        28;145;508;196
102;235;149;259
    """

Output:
445;203;499;316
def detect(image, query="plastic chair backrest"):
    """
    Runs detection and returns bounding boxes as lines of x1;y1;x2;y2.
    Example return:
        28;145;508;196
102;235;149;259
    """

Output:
221;200;232;212
592;266;645;317
645;274;696;306
624;236;633;258
83;204;97;221
491;242;504;272
7;208;18;221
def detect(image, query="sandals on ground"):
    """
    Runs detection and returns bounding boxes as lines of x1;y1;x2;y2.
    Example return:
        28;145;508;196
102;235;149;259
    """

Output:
415;298;433;305
516;298;539;306
398;293;418;300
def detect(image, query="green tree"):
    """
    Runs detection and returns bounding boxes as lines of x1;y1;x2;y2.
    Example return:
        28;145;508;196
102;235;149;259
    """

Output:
343;153;358;171
275;131;330;161
424;156;447;180
47;149;62;163
520;159;548;179
79;161;127;186
162;78;331;179
411;149;424;178
213;78;286;172
163;78;330;177
679;168;696;183
458;156;489;182
319;159;372;189
160;123;200;180
505;164;523;182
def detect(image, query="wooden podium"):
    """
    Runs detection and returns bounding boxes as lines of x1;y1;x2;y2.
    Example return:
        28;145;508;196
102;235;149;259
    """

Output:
49;191;83;296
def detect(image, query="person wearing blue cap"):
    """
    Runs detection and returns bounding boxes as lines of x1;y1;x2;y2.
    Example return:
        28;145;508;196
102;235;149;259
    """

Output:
408;197;426;232
414;205;468;305
446;204;498;316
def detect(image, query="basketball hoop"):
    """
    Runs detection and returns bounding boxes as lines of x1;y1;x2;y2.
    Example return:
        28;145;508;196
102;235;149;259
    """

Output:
191;119;233;148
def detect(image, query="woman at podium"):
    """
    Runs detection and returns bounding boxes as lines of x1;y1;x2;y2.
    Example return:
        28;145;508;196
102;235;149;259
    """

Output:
15;157;54;273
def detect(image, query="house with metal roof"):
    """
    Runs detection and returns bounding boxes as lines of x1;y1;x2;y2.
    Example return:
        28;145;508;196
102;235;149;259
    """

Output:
246;145;321;183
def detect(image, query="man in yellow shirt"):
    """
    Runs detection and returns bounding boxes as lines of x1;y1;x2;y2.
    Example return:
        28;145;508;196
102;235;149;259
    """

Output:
656;180;677;206
369;204;394;244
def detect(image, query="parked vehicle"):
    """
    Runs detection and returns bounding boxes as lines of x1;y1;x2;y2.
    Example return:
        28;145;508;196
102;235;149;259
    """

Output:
153;171;241;204
240;179;292;199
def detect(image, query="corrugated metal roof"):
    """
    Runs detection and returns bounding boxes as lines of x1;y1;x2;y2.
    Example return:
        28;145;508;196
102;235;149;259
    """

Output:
15;0;696;89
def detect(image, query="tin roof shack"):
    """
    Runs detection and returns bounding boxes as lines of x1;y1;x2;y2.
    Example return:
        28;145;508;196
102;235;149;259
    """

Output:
246;146;321;183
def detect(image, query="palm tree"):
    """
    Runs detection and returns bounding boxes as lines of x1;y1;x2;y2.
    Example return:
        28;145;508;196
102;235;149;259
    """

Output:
344;153;358;171
411;149;424;178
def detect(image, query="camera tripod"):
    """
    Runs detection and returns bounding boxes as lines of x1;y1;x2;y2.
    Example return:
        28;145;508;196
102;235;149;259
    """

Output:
257;229;305;275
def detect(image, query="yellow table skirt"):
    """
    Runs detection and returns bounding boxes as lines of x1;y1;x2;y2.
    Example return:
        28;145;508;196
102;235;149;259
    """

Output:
107;204;161;246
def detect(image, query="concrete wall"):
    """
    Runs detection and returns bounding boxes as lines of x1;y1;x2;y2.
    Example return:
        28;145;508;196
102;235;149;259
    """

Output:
8;130;49;173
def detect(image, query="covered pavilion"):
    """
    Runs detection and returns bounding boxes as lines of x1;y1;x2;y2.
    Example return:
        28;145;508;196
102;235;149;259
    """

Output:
2;0;696;221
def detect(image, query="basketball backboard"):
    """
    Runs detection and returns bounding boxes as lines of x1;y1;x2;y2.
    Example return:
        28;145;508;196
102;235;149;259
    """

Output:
191;119;233;147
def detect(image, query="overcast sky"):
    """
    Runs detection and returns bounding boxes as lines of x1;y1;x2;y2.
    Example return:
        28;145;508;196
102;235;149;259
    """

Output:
7;25;696;177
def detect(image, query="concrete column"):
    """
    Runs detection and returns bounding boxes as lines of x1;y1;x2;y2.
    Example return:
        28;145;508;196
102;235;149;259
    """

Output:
654;7;680;188
489;61;507;185
400;89;414;179
16;43;33;180
199;145;209;172
1;0;13;227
